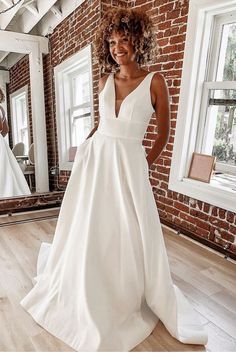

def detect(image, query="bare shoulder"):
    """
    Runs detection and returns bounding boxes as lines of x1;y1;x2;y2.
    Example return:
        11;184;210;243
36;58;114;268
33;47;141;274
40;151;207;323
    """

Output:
151;72;167;87
98;74;110;94
150;72;169;108
151;72;168;96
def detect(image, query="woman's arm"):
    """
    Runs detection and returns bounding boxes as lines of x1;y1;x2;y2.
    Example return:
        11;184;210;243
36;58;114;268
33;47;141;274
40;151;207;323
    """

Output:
86;124;98;139
146;73;170;168
0;107;9;137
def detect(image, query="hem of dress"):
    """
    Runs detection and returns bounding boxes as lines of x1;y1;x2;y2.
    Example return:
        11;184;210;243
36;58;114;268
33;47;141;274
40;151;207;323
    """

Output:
20;298;159;352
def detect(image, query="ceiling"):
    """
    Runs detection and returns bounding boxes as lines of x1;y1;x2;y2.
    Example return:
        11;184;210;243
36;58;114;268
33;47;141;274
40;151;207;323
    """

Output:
0;0;85;69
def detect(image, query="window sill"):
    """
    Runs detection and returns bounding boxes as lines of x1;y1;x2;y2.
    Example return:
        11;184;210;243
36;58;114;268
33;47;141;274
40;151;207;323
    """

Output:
169;174;236;213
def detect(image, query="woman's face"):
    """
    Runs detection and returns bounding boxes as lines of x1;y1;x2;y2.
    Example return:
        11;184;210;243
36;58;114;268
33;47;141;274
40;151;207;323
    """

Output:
108;31;136;66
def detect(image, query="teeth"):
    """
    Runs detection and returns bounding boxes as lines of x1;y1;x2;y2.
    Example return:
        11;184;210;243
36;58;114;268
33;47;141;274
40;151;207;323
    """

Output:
116;53;126;57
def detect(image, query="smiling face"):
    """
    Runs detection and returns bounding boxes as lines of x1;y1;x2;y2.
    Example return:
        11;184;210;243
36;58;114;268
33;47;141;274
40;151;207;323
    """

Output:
108;31;136;66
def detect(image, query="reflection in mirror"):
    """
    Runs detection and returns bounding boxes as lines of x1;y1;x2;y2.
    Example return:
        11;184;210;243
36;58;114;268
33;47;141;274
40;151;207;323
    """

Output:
0;56;34;198
0;30;49;206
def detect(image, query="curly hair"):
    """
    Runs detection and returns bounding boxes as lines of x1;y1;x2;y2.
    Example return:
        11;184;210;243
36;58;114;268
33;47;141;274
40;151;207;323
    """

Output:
0;88;5;103
94;7;158;73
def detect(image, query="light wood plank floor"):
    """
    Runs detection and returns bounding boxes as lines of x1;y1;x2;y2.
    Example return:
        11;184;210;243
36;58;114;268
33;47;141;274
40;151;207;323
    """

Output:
0;209;235;352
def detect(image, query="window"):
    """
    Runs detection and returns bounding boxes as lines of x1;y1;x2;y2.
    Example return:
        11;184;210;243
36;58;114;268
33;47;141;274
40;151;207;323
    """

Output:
10;85;30;153
54;45;94;171
197;14;236;175
70;69;92;147
169;0;236;213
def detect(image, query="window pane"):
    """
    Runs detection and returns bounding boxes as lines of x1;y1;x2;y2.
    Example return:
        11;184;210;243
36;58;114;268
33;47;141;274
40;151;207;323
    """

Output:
207;90;236;170
12;93;29;152
72;71;90;106
71;107;91;146
216;22;236;81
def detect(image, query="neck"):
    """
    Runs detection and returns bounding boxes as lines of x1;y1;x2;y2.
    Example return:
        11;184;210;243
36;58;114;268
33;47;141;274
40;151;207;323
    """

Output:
117;62;141;79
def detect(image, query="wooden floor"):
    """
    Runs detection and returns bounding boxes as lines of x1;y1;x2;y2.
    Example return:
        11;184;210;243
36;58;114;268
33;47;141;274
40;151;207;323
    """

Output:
0;209;235;352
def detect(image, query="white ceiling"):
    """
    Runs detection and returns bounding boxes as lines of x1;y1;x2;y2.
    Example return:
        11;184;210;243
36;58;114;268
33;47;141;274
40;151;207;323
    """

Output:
0;0;85;69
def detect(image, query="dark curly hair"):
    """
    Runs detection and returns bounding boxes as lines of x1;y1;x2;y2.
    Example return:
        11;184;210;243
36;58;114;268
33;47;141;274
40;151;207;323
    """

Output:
94;7;158;73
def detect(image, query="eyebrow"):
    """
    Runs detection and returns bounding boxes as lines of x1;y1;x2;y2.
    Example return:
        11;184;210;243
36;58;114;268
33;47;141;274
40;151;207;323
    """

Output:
109;35;128;40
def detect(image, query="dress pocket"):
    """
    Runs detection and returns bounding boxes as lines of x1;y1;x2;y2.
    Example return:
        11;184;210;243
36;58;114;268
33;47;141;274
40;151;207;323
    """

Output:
74;137;92;164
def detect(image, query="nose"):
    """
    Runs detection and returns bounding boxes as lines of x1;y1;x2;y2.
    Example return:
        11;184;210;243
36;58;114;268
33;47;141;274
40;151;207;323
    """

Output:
114;40;124;51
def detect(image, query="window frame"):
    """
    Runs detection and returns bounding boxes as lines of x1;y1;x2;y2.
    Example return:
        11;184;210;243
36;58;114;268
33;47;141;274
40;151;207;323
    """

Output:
196;81;236;175
169;0;236;213
54;44;94;171
10;85;30;153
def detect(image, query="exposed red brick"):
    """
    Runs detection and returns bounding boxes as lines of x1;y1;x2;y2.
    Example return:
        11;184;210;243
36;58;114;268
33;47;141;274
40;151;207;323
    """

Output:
195;219;210;231
229;225;236;235
179;211;195;224
226;211;235;223
165;205;180;216
221;231;235;243
174;201;189;213
211;206;218;216
195;226;209;239
219;209;226;220
208;217;229;230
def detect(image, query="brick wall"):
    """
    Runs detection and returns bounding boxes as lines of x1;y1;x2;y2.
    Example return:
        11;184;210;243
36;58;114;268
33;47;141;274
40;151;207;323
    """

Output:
128;0;236;257
4;0;236;258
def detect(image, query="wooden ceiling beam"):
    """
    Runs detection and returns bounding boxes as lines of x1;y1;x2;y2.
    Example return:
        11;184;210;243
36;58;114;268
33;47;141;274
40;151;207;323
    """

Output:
50;4;62;20
0;0;14;7
0;0;24;30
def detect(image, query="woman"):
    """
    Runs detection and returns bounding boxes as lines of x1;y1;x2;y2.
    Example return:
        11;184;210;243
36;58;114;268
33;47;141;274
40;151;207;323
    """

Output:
20;7;208;351
0;88;31;197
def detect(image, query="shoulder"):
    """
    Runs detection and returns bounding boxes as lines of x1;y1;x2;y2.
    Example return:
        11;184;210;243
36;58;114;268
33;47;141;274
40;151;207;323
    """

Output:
98;74;111;94
150;72;169;108
151;72;167;87
150;72;168;97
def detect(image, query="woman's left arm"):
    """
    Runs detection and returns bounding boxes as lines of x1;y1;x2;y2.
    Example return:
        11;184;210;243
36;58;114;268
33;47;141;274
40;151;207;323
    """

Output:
146;73;170;168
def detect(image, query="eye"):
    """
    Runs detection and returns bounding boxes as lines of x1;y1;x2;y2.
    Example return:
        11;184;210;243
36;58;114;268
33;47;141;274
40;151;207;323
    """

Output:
109;40;116;46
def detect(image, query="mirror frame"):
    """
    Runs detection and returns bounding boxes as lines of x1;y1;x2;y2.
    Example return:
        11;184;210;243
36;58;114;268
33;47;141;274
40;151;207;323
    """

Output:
0;29;49;193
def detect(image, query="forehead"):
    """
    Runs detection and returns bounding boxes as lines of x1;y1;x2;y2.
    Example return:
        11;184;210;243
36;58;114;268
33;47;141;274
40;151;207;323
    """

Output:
109;30;129;39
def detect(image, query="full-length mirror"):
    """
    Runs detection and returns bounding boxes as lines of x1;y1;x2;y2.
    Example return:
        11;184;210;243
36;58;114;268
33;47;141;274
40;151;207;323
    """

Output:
0;30;49;200
0;57;34;198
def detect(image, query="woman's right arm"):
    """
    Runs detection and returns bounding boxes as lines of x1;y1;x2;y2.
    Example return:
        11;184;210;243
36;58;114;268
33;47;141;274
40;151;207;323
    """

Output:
1;119;9;137
0;107;9;137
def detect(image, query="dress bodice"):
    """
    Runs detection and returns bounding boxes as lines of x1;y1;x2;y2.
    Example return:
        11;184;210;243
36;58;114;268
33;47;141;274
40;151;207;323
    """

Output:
98;72;156;142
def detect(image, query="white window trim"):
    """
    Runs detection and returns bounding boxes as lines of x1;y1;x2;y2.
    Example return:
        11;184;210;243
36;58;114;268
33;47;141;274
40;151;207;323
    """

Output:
10;85;31;150
169;0;236;213
54;44;94;171
196;81;236;175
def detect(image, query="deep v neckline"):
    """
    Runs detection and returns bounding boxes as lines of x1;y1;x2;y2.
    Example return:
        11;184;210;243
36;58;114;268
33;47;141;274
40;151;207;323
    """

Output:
112;72;151;119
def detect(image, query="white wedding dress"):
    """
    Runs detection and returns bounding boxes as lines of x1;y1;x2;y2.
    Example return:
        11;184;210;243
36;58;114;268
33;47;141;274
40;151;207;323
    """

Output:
20;72;208;351
0;107;31;198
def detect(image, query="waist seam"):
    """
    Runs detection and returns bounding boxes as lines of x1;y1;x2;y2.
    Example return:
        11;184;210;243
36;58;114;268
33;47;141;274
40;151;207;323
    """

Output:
96;130;142;142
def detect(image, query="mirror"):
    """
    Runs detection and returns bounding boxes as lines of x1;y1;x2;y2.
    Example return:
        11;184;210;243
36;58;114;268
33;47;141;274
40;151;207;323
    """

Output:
0;30;49;203
0;57;34;198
